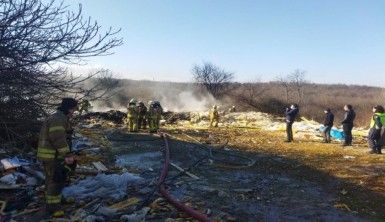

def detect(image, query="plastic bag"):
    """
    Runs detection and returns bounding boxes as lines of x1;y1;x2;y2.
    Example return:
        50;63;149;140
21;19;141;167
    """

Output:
319;126;345;140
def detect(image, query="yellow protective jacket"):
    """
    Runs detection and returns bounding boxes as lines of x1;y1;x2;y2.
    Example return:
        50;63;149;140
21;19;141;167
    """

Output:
127;105;139;118
370;113;385;129
210;109;219;119
37;111;71;161
147;107;158;119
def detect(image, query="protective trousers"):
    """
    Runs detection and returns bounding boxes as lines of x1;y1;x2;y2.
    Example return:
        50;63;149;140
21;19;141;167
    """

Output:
43;161;65;213
155;114;161;130
138;116;147;130
127;117;138;132
210;117;218;127
148;116;157;133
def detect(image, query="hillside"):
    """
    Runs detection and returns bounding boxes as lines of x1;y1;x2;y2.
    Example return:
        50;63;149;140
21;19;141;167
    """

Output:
93;79;385;127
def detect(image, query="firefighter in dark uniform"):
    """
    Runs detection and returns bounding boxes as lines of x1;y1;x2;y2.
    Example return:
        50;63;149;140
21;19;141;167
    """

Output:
137;101;148;130
147;101;157;133
153;101;163;130
341;104;356;146
368;105;385;154
323;108;334;143
37;98;78;217
285;104;299;142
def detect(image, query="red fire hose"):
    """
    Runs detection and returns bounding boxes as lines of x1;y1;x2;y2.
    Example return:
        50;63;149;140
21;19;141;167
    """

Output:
158;133;213;222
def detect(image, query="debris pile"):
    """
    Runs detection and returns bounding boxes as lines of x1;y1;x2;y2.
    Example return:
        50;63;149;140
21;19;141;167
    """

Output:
63;172;144;201
80;110;126;124
163;111;191;124
0;110;377;221
171;111;368;141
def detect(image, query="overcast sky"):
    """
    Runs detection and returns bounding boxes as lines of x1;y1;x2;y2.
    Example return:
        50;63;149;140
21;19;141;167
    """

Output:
67;0;385;87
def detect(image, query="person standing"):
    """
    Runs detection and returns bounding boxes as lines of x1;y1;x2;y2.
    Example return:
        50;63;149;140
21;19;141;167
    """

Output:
209;105;219;127
137;101;147;130
341;104;356;146
323;108;334;143
147;101;158;133
154;101;163;131
368;105;385;154
37;98;78;217
78;99;91;115
126;99;139;132
285;104;299;142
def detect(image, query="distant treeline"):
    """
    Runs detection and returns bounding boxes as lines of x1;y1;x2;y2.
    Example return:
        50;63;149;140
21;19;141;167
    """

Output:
98;79;385;127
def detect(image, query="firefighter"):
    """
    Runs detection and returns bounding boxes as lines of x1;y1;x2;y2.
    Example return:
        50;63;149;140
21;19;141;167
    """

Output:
209;105;219;127
78;99;91;115
368;105;385;154
153;101;163;130
229;106;236;113
37;98;78;217
147;101;158;133
126;99;139;132
137;101;147;130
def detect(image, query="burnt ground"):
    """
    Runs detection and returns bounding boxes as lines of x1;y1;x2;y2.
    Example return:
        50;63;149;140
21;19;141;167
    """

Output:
99;125;382;222
6;122;385;222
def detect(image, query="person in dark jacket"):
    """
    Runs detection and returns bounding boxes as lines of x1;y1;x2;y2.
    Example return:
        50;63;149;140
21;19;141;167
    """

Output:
341;104;356;146
285;104;299;142
323;108;334;143
368;105;385;154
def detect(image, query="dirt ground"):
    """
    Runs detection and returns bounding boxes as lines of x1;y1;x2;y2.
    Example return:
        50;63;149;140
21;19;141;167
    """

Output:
5;117;385;222
79;122;385;221
160;126;384;222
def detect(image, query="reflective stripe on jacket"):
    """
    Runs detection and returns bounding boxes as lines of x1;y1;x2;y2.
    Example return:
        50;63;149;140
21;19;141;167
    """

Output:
37;111;71;161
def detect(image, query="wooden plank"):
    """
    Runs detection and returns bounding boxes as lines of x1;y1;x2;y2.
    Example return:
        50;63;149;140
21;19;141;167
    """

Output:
0;184;23;190
92;161;108;172
170;162;199;180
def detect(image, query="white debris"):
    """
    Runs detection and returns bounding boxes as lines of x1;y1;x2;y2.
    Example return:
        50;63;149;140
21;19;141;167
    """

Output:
120;207;150;222
1;157;30;170
62;173;143;201
0;172;36;185
343;156;356;159
176;111;368;140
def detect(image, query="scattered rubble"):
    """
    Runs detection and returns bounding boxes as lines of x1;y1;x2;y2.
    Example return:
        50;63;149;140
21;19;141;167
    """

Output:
80;110;126;124
0;110;380;221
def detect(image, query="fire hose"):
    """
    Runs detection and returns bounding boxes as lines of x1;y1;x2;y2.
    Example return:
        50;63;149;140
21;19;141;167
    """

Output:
158;133;213;222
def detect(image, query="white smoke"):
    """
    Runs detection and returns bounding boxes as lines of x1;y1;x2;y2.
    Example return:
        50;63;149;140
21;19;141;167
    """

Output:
91;100;127;112
80;79;219;112
157;90;216;112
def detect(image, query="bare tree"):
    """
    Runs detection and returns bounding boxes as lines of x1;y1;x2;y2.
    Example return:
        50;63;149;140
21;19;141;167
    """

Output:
0;0;122;147
276;75;291;103
288;69;307;104
192;62;234;98
236;80;268;109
